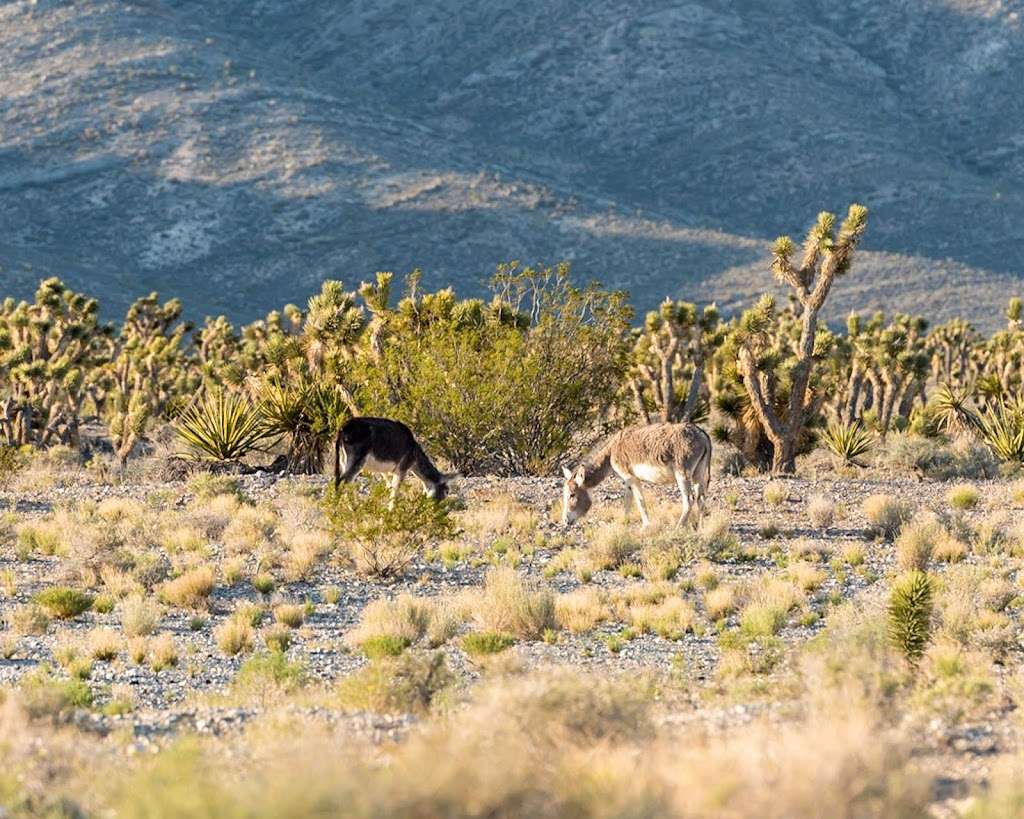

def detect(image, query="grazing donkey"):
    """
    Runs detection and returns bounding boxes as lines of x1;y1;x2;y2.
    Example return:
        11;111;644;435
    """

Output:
333;417;458;502
561;422;711;528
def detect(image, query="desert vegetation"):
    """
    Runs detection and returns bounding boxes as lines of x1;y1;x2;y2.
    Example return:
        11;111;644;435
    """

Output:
4;210;1024;816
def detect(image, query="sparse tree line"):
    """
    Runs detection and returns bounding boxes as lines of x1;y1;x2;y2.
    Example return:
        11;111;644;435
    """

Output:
2;204;1024;475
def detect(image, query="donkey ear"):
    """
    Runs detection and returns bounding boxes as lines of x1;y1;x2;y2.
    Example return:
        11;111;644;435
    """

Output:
561;465;574;480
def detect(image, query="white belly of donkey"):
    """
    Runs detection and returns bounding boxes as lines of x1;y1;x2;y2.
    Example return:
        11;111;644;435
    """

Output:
362;454;398;473
630;463;676;484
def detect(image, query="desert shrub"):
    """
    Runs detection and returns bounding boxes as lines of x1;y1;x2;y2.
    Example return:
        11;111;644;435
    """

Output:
946;483;980;510
627;596;696;639
877;433;998;480
762;481;788;506
586;524;642;571
15;520;63;558
862;494;913;540
705;585;737;620
174;389;277;461
337;651;453;715
215;607;256;656
888;570;933;663
323;481;456;577
976;397;1024;464
356;264;630;475
33;587;93;620
120;594;161;638
739;577;801;637
233;651;305;702
18;666;92;721
895;515;940;572
788;561;825;591
554;588;607;634
159;566;215;609
461;631;516;656
806;494;835;529
148;633;178;671
6;603;51;636
187;473;243;501
346;594;435;650
471;567;556;640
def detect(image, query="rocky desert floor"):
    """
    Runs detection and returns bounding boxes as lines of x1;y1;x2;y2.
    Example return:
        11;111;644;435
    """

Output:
2;454;1024;817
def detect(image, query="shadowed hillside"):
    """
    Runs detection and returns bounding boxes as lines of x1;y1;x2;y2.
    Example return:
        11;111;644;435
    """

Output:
2;0;1023;328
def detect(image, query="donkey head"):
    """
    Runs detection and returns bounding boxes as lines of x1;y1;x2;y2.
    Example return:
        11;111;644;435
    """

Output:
427;471;462;501
560;465;592;525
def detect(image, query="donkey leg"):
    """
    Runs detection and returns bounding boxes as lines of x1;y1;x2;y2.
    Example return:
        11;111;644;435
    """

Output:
628;480;651;528
338;443;369;484
675;471;694;528
387;470;405;510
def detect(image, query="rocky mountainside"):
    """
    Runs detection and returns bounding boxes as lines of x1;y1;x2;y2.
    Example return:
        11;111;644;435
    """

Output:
2;0;1023;329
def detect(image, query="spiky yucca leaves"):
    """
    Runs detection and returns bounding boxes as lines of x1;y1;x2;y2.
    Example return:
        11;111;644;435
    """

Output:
259;380;351;473
174;390;277;461
976;396;1024;464
888;570;933;663
933;384;981;435
821;418;873;467
0;278;113;447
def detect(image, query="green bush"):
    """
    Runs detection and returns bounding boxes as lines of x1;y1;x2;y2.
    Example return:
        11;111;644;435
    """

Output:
337;651;453;715
19;666;93;720
357;264;630;475
323;481;456;577
33;587;93;619
461;631;516;656
233;651;305;703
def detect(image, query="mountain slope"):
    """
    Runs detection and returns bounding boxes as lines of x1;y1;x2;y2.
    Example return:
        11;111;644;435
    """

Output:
1;0;1022;329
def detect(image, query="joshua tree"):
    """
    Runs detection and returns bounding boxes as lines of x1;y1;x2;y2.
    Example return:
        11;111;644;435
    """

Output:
735;205;869;473
0;278;112;447
629;299;722;424
105;293;192;466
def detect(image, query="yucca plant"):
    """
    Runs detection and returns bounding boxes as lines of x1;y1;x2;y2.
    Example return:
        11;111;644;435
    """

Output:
933;383;980;435
888;569;933;663
174;390;277;461
976;397;1024;464
821;418;873;467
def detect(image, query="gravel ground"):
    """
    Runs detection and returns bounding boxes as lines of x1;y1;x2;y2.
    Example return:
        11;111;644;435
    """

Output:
1;467;1022;813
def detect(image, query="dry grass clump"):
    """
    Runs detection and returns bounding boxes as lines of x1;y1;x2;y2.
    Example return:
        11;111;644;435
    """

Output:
470;567;556;640
862;494;913;540
215;607;256;657
763;481;789;506
806;494;836;529
841;542;866;567
100;566;142;600
739;577;802;637
87;627;121;662
895;515;940;572
346;593;464;654
15;520;64;558
787;538;830;562
628;596;697;639
705;585;737;621
222;505;278;555
273;603;306;629
694;561;718;590
161;525;207;554
788;561;825;591
147;633;179;671
554;588;608;634
337;651;454;716
586;523;642;571
461;494;538;538
283;531;329;581
184;492;242;539
6;603;51;636
119;594;161;638
159;566;215;610
946;483;980;511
